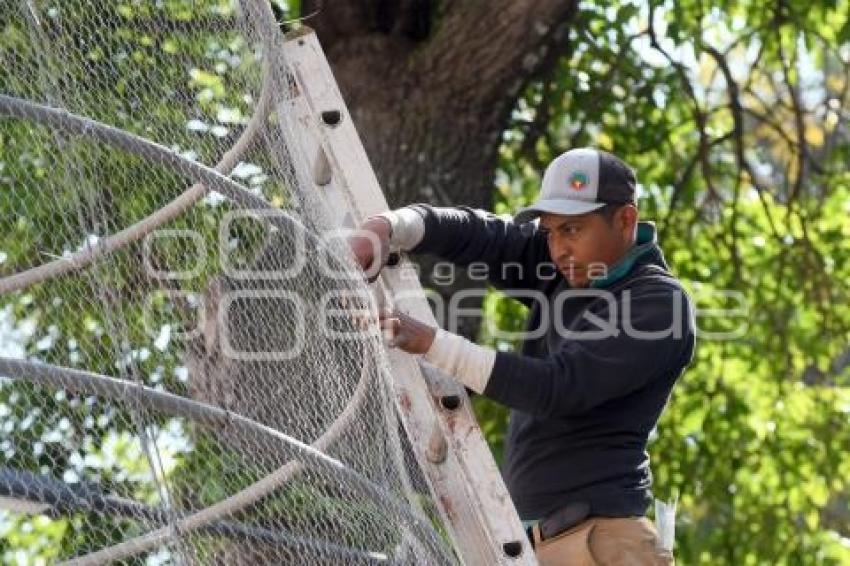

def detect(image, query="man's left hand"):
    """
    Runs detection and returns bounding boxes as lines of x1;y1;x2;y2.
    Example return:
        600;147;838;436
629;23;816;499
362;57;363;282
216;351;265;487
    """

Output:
379;310;436;354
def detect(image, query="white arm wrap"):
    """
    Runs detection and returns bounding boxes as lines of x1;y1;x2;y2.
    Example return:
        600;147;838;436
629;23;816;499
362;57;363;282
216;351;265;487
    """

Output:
376;208;425;251
424;329;496;394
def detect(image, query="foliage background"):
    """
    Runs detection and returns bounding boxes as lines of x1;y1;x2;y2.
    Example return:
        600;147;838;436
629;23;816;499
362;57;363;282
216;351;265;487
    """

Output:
475;1;850;564
1;0;848;564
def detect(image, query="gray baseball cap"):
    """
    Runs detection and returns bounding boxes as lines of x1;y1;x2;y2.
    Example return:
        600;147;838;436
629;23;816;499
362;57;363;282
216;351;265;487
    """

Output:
514;148;637;224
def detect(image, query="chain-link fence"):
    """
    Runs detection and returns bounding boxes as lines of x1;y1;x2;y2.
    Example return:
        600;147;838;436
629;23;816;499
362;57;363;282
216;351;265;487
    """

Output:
0;1;454;563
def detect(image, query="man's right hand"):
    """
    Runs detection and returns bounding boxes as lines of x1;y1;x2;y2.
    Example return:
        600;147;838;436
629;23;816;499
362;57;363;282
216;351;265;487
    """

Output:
347;215;392;282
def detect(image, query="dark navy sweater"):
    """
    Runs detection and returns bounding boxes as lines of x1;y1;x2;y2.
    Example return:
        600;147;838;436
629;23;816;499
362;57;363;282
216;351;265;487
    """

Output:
408;205;696;520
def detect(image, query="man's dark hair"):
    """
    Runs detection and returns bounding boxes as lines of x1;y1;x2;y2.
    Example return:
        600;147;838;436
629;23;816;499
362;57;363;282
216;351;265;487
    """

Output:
593;202;629;225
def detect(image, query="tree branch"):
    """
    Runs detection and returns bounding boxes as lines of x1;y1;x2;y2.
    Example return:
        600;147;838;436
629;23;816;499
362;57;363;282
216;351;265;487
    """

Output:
776;30;807;209
703;44;782;242
647;4;723;210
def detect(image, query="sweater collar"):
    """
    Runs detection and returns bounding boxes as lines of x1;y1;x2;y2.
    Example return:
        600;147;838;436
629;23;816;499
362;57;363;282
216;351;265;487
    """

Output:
589;221;659;289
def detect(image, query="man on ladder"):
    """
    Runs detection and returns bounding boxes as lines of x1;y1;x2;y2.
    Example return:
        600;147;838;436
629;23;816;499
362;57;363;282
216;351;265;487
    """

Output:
350;147;694;565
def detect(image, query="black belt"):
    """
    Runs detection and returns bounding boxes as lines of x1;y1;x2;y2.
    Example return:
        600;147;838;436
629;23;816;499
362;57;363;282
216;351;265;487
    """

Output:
526;501;592;547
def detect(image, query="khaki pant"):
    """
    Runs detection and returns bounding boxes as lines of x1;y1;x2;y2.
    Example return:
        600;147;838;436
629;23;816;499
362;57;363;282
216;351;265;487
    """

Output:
532;516;674;566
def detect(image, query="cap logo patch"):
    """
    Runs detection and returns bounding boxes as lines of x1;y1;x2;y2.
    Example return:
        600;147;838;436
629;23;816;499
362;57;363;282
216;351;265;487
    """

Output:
569;171;589;191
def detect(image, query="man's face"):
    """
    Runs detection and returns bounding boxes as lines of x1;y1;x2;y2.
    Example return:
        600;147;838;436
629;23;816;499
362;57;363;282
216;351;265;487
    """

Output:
539;206;637;287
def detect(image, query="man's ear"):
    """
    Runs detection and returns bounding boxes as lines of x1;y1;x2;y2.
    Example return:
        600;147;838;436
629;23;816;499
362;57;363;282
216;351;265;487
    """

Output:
617;204;639;239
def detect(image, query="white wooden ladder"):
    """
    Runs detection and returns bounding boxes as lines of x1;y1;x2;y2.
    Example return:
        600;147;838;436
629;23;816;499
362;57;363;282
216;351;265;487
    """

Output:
278;27;536;566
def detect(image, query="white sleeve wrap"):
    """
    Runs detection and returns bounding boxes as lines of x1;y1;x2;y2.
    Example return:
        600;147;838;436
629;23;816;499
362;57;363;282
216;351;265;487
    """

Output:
424;329;496;394
375;208;425;251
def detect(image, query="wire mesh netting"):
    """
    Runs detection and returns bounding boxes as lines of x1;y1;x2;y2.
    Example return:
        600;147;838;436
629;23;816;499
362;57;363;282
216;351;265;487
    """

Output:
0;1;455;563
